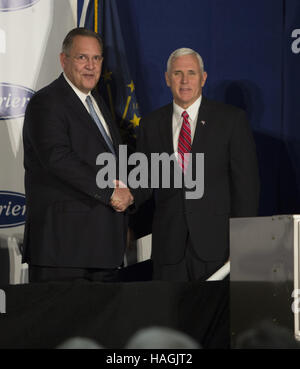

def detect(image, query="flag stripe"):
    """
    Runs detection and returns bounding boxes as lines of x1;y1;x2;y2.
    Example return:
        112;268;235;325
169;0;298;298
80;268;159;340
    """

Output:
78;0;90;27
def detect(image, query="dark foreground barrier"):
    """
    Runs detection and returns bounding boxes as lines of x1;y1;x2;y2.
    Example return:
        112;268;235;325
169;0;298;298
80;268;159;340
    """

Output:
0;281;228;349
231;281;299;349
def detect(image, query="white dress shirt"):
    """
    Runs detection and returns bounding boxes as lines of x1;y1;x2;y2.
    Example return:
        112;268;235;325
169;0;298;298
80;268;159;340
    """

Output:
63;73;112;140
172;96;202;155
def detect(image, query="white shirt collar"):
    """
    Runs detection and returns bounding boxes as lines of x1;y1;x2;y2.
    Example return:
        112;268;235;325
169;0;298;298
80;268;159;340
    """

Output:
63;73;92;104
173;95;202;123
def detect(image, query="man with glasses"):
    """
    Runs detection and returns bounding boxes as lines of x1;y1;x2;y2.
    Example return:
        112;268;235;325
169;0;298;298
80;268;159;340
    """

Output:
22;28;133;283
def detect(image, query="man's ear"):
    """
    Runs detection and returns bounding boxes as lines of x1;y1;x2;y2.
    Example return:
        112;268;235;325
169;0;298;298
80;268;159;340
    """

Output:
60;53;66;69
201;71;208;87
165;71;171;87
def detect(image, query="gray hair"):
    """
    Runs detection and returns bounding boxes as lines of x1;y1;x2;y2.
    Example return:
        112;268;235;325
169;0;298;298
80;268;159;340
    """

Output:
56;337;104;349
166;48;205;74
125;326;201;349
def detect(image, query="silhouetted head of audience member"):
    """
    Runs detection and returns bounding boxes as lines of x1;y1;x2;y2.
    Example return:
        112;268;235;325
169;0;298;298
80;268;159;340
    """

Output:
56;337;103;349
234;320;300;349
125;326;201;349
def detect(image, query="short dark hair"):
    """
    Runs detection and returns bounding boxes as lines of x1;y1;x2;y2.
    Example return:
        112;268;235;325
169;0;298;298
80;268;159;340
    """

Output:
62;27;103;55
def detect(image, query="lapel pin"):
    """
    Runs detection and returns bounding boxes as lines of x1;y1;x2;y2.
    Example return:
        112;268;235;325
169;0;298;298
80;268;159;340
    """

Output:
201;120;206;125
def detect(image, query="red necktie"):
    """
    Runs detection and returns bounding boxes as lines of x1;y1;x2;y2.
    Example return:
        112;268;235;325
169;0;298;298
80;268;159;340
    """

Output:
178;111;192;173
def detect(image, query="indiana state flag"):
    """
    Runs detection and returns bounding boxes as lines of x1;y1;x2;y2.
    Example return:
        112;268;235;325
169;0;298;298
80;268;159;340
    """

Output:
78;0;141;153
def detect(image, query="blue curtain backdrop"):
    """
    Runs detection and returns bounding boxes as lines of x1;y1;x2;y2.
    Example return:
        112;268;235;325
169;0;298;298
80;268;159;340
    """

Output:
77;0;300;217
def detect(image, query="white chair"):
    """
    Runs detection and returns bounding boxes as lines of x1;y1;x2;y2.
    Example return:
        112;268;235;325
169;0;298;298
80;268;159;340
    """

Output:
136;234;152;262
7;236;28;284
206;261;230;281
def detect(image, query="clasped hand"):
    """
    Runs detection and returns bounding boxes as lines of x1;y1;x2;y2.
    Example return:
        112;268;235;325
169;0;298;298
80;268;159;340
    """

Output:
110;179;134;212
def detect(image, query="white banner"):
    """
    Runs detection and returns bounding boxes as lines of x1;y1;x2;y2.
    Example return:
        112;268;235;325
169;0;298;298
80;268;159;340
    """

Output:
0;0;77;282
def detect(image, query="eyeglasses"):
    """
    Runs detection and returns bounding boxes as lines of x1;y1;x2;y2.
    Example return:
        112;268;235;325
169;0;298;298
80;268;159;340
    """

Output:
67;54;103;65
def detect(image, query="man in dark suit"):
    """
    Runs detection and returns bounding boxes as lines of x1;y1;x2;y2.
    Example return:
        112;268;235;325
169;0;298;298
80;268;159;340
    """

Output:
22;28;133;283
125;48;260;281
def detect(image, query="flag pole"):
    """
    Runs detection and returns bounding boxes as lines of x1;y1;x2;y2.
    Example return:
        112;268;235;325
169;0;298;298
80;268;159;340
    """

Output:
94;0;98;32
98;1;116;120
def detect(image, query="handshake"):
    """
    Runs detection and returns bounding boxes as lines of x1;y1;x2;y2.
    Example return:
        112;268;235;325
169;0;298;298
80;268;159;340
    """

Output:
110;179;134;212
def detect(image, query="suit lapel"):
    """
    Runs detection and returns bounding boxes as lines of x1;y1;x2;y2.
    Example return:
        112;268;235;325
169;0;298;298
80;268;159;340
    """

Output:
157;104;174;155
157;99;212;156
59;75;118;152
92;90;121;148
191;96;211;154
158;99;211;155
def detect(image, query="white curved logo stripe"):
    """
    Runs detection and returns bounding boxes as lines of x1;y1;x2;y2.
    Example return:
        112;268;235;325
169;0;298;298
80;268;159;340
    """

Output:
0;0;40;12
6;118;23;158
0;28;5;53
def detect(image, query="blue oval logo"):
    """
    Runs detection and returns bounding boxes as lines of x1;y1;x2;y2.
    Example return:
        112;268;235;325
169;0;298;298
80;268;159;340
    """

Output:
0;83;34;120
0;0;40;12
0;191;26;228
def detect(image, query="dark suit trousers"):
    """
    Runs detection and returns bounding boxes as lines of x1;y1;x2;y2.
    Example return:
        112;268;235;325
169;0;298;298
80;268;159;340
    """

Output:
29;265;120;283
152;235;226;282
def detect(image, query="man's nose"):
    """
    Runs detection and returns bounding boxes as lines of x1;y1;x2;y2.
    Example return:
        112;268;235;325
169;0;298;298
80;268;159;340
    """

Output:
181;74;188;83
85;58;95;69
